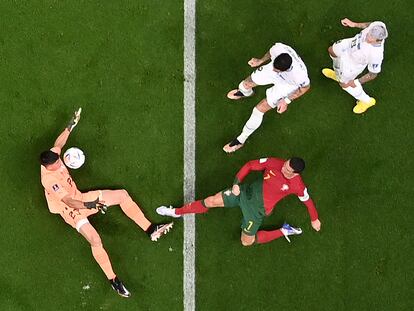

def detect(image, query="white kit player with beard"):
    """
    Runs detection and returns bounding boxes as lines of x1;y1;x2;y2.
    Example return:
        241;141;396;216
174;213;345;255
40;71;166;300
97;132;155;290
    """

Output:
224;42;310;153
323;18;388;114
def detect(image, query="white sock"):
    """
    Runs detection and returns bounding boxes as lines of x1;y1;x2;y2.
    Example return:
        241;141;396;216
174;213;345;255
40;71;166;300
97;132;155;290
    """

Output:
342;79;371;102
238;81;254;97
237;107;264;144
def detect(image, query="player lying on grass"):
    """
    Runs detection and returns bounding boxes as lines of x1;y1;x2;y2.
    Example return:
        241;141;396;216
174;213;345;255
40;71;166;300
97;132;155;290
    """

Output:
322;17;388;114
223;42;310;153
157;157;321;246
40;108;173;298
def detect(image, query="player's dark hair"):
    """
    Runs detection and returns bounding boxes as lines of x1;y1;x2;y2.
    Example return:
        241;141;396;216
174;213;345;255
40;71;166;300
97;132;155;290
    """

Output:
273;53;292;71
40;150;59;166
289;157;305;173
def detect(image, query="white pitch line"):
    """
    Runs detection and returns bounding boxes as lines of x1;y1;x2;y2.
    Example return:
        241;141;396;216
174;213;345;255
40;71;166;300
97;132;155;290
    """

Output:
183;0;196;311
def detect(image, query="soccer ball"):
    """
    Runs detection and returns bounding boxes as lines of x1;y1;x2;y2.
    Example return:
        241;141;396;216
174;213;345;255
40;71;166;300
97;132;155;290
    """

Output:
63;147;85;169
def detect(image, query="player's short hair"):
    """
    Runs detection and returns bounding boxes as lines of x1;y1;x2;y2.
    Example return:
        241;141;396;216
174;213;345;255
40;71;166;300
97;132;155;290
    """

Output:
289;157;305;173
369;25;388;41
273;53;292;71
40;150;59;166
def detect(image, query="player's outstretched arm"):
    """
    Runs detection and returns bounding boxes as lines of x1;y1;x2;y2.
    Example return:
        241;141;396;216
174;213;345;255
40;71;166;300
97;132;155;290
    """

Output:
248;51;271;67
62;195;107;212
53;108;82;149
62;195;87;209
341;18;371;29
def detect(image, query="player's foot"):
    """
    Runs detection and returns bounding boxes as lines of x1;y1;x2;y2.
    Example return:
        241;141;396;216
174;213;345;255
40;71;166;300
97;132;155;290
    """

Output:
353;97;376;114
110;276;131;298
227;89;253;100
223;138;244;153
322;68;339;82
148;222;174;241
156;205;182;218
281;223;302;243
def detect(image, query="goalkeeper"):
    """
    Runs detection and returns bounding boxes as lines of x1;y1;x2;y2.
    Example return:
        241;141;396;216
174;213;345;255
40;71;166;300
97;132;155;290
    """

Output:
40;108;173;298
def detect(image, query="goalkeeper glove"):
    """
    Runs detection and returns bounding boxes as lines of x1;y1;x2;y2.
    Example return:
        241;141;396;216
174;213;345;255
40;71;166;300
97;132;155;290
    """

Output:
83;198;107;214
67;107;82;132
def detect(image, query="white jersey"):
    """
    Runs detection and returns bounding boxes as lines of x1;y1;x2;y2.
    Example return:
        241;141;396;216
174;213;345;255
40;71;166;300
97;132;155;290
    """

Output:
269;43;310;87
336;21;386;74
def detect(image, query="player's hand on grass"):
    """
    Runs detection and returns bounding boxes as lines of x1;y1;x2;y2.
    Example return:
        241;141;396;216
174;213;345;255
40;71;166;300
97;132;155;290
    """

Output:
341;18;355;28
232;184;240;196
276;100;288;114
67;107;82;132
311;219;321;231
248;58;262;67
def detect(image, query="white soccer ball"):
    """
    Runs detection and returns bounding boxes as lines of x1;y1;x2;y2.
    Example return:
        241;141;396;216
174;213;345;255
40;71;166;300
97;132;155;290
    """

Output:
63;147;85;169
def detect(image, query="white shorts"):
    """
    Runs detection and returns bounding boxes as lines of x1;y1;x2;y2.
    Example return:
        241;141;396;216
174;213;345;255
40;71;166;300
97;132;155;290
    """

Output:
332;39;366;83
251;63;298;108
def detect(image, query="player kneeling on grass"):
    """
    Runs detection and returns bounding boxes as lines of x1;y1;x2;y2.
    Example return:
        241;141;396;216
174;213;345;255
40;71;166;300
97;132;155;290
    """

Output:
223;42;310;153
40;108;173;298
157;157;321;246
322;17;388;114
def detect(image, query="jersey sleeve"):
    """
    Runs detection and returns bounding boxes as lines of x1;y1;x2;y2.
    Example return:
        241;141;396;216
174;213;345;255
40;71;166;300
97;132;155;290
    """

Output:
295;179;318;221
367;54;383;73
42;177;69;201
294;70;310;88
234;157;284;184
269;43;285;60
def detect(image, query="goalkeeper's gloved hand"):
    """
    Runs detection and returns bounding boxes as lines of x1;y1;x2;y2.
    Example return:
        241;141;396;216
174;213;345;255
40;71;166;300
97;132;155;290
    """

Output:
84;198;100;209
67;107;82;132
83;198;108;214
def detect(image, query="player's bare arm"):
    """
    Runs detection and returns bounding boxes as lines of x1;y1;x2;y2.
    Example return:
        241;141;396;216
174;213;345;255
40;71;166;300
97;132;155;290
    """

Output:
289;84;310;101
341;18;371;29
61;195;105;211
53;128;71;150
248;51;271;67
53;108;82;149
62;195;89;209
358;72;378;84
276;85;310;114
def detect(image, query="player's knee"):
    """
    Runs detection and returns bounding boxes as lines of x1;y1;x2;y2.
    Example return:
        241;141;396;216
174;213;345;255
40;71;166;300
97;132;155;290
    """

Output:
241;238;255;247
241;234;255;246
118;189;131;202
242;80;253;89
204;196;215;207
89;233;102;247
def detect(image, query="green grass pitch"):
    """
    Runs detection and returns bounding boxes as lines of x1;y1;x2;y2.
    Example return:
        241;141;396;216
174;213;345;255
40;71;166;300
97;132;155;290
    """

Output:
0;1;413;310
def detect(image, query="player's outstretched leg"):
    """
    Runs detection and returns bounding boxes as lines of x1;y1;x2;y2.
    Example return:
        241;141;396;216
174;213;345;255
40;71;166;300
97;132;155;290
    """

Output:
223;106;265;153
157;200;209;217
102;189;152;230
79;222;131;297
340;80;376;114
101;190;174;241
256;223;302;244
